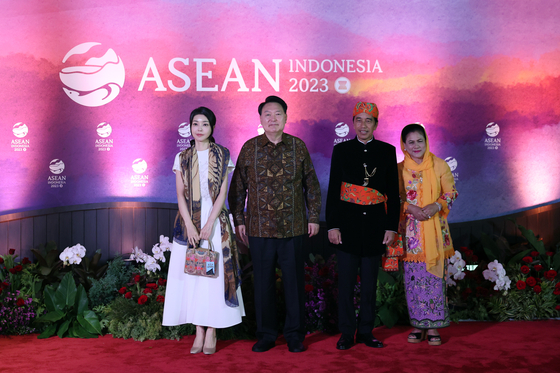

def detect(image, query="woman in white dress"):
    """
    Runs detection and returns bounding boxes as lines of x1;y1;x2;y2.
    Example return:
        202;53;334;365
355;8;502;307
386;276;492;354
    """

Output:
162;107;245;355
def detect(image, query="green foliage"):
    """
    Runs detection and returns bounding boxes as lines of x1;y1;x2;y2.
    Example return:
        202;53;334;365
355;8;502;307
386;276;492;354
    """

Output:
376;269;408;328
31;241;66;287
489;281;557;321
88;256;135;308
34;272;102;339
105;296;190;341
73;250;109;291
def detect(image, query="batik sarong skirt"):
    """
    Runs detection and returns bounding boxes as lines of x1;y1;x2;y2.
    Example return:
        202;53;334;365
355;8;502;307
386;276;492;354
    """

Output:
403;261;450;329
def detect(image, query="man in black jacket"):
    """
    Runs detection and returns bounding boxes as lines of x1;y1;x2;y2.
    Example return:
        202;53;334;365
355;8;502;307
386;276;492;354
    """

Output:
326;102;399;350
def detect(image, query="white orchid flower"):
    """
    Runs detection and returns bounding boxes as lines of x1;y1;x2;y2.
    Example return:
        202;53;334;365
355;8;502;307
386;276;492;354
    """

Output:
159;235;172;251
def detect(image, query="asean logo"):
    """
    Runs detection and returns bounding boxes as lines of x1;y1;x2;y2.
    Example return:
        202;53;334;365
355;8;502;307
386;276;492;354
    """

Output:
49;159;65;174
444;157;458;172
13;122;29;138
178;123;191;138
132;158;148;174
60;42;125;107
335;122;350;137
485;122;500;137
97;122;112;137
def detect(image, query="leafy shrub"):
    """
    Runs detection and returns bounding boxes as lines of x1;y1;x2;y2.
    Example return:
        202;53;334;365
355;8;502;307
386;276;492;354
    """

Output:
88;256;135;308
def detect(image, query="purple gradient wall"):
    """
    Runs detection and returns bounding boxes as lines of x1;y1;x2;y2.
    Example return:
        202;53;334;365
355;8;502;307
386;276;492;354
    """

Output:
1;0;559;223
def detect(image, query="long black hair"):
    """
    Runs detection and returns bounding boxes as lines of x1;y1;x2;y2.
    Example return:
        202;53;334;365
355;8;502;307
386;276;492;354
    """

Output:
189;106;216;146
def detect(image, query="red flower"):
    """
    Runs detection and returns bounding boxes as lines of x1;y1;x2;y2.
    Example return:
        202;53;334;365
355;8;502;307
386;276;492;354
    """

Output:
533;285;542;294
304;266;313;272
471;255;478;262
530;251;539;257
1;282;9;289
138;295;148;304
143;288;152;294
156;295;165;303
464;249;473;257
545;270;557;280
9;268;16;274
556;305;560;311
134;275;141;283
553;288;560;296
526;277;537;287
357;275;361;283
0;257;3;264
145;283;158;289
318;267;329;277
22;257;32;265
16;298;25;307
546;252;554;257
534;264;543;272
304;274;311;282
406;190;417;201
522;257;533;264
124;292;132;299
459;246;469;252
9;248;15;255
304;284;314;293
158;278;167;286
516;280;526;290
14;265;23;272
520;265;530;274
476;287;489;297
555;282;560;289
118;287;127;294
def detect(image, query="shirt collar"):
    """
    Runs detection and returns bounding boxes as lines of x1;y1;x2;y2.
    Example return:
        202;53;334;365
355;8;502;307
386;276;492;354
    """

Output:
356;135;375;145
258;133;288;147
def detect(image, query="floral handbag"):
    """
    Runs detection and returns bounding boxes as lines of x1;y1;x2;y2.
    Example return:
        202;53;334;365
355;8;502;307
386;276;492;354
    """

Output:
184;240;219;278
382;233;404;271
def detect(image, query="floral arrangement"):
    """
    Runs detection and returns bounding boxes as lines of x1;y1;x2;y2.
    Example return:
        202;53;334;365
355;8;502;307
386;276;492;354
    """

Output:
0;288;36;335
130;235;172;274
483;260;511;292
303;254;338;334
446;251;466;286
59;244;87;265
0;249;39;335
447;222;560;321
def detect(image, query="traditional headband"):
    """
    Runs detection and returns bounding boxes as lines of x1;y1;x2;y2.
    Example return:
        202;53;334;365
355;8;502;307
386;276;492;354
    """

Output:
353;102;379;119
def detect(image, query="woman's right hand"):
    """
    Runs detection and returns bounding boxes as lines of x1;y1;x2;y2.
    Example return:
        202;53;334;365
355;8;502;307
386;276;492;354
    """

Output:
408;205;430;221
186;222;200;247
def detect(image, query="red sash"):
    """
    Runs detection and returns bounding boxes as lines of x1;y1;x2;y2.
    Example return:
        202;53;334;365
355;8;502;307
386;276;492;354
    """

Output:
339;182;403;271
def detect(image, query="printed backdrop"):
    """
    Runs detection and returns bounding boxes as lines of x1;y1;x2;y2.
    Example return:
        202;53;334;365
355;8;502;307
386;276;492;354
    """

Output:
1;0;560;223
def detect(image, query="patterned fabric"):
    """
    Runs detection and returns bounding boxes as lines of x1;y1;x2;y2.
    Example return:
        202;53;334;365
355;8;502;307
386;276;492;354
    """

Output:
403;261;450;329
352;102;379;119
229;133;321;238
173;143;242;307
398;159;458;269
398;131;458;278
340;182;386;206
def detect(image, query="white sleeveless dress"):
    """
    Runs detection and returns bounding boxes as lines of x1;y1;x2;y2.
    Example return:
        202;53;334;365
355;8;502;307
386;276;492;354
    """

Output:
162;150;245;328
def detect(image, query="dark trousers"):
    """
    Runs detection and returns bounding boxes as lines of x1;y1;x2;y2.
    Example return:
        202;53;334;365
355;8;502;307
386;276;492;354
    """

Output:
249;235;305;343
337;249;381;337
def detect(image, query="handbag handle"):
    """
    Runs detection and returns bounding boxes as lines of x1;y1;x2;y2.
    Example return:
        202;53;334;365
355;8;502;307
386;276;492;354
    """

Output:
188;239;214;251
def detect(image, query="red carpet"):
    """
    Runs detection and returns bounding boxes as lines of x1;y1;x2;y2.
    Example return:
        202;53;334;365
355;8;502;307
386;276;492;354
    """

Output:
1;321;559;373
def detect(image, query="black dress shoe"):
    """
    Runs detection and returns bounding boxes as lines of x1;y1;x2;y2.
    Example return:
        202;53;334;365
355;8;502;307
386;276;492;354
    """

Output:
252;340;276;352
336;335;354;350
288;341;307;353
356;333;384;348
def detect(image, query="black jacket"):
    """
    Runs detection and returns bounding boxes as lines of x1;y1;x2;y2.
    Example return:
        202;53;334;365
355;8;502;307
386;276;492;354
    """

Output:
326;137;400;256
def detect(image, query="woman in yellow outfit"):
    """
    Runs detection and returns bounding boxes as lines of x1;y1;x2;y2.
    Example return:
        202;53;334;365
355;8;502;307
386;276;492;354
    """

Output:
397;124;458;346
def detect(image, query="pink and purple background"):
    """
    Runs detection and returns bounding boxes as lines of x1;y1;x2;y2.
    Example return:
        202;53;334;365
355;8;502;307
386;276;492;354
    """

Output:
1;0;559;223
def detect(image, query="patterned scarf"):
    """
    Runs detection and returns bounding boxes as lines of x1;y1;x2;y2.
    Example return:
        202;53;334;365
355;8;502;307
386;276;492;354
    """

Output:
400;134;445;278
173;143;242;307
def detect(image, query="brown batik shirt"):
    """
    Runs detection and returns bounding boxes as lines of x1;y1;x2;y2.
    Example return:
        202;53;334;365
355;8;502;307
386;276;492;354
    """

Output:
229;133;321;238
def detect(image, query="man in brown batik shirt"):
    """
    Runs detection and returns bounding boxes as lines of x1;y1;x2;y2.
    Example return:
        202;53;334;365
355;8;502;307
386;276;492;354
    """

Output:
229;95;321;353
